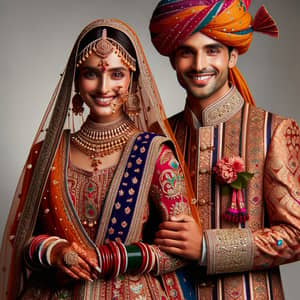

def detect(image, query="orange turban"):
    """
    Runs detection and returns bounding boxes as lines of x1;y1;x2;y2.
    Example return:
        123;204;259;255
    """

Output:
149;0;278;105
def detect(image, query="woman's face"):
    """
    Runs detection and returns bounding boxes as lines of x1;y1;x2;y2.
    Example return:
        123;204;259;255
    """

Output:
77;51;131;123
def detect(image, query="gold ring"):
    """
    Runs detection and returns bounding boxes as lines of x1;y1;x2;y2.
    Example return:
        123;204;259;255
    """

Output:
63;251;79;267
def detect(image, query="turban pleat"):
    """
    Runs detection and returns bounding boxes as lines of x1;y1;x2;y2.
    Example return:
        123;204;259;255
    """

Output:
150;0;278;56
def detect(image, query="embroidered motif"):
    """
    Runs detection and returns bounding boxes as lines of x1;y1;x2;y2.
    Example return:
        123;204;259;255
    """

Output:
169;202;189;217
159;169;183;199
202;87;244;126
206;228;254;274
160;148;173;165
105;133;157;242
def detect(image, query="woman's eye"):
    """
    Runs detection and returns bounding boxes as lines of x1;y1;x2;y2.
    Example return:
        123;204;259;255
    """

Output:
111;71;125;79
83;71;97;79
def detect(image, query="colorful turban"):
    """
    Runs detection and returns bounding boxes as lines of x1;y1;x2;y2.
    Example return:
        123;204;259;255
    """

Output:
150;0;278;56
149;0;278;105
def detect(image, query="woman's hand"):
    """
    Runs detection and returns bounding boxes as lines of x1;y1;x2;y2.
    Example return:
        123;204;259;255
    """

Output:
50;240;101;282
154;214;203;261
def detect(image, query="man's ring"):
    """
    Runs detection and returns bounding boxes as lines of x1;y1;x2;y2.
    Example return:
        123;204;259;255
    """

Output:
63;251;79;267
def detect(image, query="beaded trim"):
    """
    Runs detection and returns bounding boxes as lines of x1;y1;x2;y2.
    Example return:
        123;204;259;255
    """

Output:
76;29;136;71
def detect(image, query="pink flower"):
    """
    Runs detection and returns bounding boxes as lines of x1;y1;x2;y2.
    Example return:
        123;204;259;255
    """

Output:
230;156;245;173
213;157;237;184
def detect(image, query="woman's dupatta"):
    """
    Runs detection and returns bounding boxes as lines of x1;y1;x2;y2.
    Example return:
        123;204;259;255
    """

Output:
0;19;199;299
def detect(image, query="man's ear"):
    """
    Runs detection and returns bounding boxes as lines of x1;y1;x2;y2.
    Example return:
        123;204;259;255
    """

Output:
229;48;238;68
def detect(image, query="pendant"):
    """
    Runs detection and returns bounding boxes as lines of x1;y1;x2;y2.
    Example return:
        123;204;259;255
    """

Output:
91;156;102;171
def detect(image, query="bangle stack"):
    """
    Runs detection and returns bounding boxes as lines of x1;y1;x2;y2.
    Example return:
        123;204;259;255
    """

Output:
24;235;68;270
98;241;156;278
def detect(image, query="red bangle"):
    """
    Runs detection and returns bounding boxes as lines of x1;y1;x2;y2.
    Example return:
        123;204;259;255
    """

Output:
116;242;127;273
133;242;147;274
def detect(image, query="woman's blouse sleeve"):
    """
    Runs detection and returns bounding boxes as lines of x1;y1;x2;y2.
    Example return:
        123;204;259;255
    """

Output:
149;144;191;274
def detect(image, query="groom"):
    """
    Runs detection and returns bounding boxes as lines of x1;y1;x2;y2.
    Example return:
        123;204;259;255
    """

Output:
150;0;300;299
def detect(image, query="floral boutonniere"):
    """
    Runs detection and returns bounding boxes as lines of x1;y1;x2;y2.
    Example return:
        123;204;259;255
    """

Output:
213;156;254;223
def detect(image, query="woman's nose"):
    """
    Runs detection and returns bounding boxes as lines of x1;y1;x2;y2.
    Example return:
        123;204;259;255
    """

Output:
97;75;109;94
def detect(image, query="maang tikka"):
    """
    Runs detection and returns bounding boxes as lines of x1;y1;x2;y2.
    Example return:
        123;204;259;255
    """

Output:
76;28;136;72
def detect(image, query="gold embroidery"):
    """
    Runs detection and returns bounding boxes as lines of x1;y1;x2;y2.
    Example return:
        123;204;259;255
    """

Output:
129;188;135;196
202;87;244;126
205;228;254;274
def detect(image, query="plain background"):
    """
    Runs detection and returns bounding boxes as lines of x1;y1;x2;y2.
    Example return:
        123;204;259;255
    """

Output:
1;0;299;298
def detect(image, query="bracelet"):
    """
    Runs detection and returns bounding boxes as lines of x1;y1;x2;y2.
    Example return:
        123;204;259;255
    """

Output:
125;244;142;273
45;238;68;266
38;236;59;267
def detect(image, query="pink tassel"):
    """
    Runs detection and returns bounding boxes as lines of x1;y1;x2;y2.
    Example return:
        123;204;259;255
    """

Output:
243;0;251;10
252;5;279;38
237;189;249;222
223;189;240;223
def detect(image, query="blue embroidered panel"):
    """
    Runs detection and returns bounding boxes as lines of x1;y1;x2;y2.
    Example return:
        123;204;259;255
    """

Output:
104;132;157;243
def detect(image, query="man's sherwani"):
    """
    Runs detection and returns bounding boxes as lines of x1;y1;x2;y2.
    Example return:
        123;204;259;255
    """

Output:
169;87;300;300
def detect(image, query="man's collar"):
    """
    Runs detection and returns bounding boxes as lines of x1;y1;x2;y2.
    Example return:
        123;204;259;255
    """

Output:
184;86;244;128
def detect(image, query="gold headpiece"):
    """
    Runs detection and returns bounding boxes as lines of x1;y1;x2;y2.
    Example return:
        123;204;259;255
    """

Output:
76;28;136;71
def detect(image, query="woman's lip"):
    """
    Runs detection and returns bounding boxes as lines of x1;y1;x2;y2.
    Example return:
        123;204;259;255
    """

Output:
93;96;115;106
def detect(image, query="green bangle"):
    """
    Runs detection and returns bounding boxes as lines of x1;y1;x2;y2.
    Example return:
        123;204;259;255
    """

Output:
125;245;142;272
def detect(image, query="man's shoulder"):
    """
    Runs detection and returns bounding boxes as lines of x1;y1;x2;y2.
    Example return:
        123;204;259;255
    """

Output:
167;111;185;126
249;105;288;125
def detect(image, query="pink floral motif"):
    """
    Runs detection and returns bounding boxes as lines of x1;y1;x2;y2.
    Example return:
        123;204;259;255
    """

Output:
213;156;252;224
213;156;245;184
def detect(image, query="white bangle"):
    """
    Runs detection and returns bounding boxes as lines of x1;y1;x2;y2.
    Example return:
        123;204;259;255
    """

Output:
45;238;68;266
38;236;58;267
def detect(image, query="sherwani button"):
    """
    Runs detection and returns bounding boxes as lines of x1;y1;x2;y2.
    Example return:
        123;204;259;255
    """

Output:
199;199;206;205
199;168;208;174
200;144;208;151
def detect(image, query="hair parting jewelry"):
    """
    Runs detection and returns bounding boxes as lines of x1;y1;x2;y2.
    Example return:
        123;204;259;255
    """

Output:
77;28;136;71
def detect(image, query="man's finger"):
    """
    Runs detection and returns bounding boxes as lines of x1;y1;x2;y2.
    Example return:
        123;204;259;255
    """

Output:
154;237;185;249
170;214;194;223
158;221;188;231
155;229;186;240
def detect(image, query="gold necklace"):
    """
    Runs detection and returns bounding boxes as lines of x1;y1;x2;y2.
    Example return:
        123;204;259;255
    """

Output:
71;115;138;171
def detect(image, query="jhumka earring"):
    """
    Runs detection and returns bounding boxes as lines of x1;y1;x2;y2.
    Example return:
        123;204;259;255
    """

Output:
125;73;141;117
72;92;84;115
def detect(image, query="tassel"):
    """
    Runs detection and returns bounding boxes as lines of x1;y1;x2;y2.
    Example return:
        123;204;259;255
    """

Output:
243;0;251;10
252;5;279;38
237;189;249;223
223;189;240;223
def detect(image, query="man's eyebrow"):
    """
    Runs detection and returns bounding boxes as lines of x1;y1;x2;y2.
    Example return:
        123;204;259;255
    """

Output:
205;42;224;49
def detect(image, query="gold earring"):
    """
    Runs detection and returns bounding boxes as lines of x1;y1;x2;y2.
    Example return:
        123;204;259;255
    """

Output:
72;92;84;115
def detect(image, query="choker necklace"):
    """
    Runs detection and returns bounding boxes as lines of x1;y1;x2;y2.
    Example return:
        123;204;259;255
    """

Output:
71;115;138;171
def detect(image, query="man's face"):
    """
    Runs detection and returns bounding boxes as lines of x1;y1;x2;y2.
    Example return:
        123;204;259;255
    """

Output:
173;32;238;104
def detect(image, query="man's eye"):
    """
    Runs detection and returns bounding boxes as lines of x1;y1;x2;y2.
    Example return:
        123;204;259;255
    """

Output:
179;48;193;57
207;48;219;55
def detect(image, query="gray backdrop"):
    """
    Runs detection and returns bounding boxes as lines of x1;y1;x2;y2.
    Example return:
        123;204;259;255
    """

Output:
1;0;299;298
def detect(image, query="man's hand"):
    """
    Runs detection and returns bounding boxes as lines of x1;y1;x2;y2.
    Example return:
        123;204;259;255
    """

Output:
154;214;203;261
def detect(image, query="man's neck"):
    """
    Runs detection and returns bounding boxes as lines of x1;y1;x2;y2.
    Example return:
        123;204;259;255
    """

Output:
186;83;231;124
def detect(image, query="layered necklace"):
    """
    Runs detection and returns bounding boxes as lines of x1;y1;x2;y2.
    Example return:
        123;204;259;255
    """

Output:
71;115;138;171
